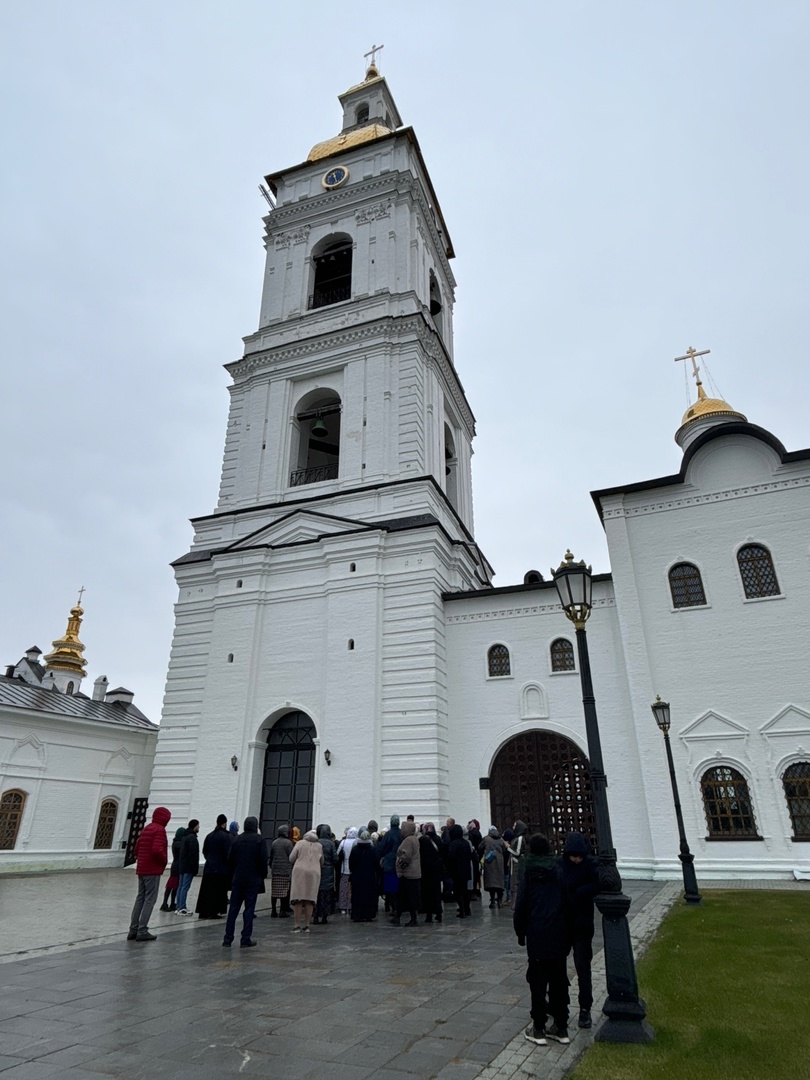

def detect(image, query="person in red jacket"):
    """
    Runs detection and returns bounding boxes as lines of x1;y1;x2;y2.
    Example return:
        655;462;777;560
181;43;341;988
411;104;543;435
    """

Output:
128;806;172;942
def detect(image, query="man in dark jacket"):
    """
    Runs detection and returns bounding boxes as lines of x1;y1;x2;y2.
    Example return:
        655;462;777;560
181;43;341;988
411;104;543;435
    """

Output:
175;819;200;915
196;814;232;919
513;833;570;1046
223;817;268;948
447;823;473;918
128;806;171;942
560;832;599;1029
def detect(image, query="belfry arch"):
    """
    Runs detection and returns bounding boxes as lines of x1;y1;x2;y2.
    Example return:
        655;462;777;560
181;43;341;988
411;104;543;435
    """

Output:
488;730;596;853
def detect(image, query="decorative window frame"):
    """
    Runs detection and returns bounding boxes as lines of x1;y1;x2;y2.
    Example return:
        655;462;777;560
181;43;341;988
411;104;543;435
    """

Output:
733;538;784;604
665;556;711;612
694;756;763;841
485;642;513;681
0;787;29;851
92;796;121;851
548;636;577;676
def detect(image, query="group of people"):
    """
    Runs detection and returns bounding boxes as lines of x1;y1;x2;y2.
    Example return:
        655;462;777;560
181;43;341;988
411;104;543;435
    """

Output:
128;807;601;1047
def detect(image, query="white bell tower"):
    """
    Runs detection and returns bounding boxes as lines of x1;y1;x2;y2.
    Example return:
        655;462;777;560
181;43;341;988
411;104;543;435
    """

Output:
150;61;492;831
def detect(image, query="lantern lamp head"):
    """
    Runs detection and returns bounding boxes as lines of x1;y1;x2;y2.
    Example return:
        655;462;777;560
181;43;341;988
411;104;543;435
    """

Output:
324;748;332;766
231;755;238;771
651;695;671;734
551;550;593;628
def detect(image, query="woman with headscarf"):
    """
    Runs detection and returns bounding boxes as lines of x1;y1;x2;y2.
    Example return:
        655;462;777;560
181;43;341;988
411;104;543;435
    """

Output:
393;820;421;926
467;819;483;899
269;825;294;917
289;828;323;932
349;829;379;921
418;822;444;924
376;814;402;914
508;819;529;900
336;827;357;914
502;827;515;904
447;823;473;918
478;826;507;908
159;825;186;911
314;824;338;925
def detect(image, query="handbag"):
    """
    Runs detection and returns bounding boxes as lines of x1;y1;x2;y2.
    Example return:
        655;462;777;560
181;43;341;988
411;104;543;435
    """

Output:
484;849;496;863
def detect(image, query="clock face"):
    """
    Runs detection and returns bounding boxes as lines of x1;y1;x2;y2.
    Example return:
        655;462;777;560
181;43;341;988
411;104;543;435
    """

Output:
322;166;349;190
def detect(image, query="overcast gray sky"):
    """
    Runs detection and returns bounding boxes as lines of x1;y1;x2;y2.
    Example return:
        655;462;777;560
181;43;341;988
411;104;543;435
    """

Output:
2;2;809;724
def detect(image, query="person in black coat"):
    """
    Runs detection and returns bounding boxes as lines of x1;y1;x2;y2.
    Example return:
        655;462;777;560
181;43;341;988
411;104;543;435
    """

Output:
447;824;473;918
513;833;570;1046
418;823;444;923
196;814;232;919
560;832;599;1029
222;817;268;948
175;820;200;914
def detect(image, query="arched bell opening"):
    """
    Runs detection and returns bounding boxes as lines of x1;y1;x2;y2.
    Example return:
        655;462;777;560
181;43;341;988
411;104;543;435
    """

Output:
488;730;596;854
290;389;342;487
444;422;459;510
260;711;317;842
429;270;444;339
309;234;353;310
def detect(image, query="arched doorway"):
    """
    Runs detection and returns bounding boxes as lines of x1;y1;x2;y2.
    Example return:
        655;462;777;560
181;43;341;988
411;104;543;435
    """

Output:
489;730;596;853
260;712;316;841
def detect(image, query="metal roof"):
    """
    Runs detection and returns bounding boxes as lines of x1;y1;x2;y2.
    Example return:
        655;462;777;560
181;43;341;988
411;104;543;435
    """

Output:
0;677;157;730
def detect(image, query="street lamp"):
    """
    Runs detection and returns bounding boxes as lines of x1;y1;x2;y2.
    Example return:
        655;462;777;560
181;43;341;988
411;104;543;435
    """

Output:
651;696;702;905
551;551;653;1043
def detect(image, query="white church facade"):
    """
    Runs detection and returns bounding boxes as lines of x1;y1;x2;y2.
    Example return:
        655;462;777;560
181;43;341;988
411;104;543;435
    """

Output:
149;64;810;880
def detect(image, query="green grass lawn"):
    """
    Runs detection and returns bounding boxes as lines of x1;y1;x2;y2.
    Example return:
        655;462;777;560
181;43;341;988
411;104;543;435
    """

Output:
570;890;810;1080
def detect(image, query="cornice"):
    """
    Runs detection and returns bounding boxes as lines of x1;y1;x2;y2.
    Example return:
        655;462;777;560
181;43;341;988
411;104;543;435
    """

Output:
601;474;810;521
446;597;615;624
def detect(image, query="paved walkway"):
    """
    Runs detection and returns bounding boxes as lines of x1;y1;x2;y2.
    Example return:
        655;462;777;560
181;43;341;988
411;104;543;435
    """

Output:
0;870;804;1079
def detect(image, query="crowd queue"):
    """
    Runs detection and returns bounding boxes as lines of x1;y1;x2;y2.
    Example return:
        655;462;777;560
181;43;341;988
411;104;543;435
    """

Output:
128;807;599;1045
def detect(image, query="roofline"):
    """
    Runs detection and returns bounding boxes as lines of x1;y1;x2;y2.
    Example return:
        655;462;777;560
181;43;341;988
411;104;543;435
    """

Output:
0;696;158;733
590;421;810;523
443;572;613;603
263;126;455;259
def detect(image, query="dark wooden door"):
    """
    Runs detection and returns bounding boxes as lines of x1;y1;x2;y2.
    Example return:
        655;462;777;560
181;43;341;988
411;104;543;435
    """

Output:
489;730;596;853
261;712;316;841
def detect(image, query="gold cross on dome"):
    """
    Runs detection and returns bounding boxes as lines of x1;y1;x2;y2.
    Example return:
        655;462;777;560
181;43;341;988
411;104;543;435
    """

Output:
76;585;86;606
364;43;384;69
674;346;710;386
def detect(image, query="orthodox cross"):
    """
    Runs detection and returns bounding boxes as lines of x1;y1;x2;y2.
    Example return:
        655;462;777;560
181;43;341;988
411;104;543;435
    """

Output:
76;585;86;606
364;43;384;69
674;346;710;388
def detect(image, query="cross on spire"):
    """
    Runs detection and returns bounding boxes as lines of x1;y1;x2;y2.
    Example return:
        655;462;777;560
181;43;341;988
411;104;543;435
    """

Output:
364;43;384;71
674;346;711;389
76;585;86;607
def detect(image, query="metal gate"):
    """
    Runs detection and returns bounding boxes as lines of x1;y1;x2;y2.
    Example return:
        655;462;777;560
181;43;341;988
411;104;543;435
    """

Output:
489;731;596;853
123;797;149;865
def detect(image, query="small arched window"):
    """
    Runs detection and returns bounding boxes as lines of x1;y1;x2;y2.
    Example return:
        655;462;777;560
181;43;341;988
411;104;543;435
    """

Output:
700;766;760;838
310;238;353;310
488;644;511;678
356;103;369;125
66;681;75;695
550;638;576;672
782;762;810;840
444;422;458;511
93;799;118;850
668;562;707;608
737;543;780;598
0;789;26;850
524;570;544;585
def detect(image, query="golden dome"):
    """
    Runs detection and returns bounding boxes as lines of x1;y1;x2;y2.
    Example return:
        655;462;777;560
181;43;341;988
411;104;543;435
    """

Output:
680;383;746;426
307;123;392;163
43;602;87;676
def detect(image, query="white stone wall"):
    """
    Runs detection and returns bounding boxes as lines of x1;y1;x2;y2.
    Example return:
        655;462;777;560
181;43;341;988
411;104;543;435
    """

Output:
0;713;156;872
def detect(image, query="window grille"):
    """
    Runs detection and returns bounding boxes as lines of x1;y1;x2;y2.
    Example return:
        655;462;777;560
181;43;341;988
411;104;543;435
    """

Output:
668;563;707;608
93;799;118;849
487;644;511;677
0;790;26;850
550;638;575;672
737;544;780;598
783;762;810;840
701;766;759;837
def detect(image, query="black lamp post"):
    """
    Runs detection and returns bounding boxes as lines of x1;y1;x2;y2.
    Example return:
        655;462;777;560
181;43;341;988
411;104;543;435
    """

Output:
651;696;702;905
551;551;653;1043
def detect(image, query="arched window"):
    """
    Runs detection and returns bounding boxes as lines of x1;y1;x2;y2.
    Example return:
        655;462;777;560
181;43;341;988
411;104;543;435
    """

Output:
668;563;707;608
737;543;780;598
93;799;118;850
429;270;444;338
66;681;75;695
488;644;511;677
309;237;352;310
290;391;342;487
0;789;26;850
700;766;760;838
355;103;369;125
550;638;576;672
782;762;810;840
444;422;458;510
524;570;544;585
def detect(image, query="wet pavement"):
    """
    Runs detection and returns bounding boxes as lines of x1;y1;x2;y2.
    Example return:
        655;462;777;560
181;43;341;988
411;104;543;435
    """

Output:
0;869;676;1078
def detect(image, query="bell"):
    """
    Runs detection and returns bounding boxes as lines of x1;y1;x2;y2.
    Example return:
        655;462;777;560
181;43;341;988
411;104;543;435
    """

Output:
312;417;328;439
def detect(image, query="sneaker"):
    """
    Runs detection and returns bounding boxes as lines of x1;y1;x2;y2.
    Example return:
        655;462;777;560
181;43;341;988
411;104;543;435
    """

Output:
524;1023;547;1046
578;1010;592;1029
240;940;257;948
135;931;157;941
545;1023;570;1044
302;926;311;933
159;903;170;912
180;909;194;916
291;926;301;933
126;931;137;940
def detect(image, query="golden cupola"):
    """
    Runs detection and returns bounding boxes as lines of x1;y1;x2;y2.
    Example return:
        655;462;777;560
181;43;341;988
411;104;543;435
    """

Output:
307;55;402;164
43;595;88;687
674;347;746;449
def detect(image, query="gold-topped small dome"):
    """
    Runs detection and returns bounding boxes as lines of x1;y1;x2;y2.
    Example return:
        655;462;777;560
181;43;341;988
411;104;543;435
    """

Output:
307;123;392;163
680;383;746;427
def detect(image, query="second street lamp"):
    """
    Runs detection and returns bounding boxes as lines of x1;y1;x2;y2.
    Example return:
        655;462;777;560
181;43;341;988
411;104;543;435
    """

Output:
651;696;702;905
551;551;653;1043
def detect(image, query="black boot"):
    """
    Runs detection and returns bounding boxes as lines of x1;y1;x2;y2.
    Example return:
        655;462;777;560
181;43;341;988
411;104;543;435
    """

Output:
404;917;418;927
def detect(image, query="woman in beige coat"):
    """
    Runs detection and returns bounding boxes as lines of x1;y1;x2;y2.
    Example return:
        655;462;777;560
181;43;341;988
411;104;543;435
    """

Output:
289;829;324;932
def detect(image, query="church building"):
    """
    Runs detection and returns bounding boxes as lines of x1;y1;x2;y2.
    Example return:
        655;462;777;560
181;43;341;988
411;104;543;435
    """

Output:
149;62;810;879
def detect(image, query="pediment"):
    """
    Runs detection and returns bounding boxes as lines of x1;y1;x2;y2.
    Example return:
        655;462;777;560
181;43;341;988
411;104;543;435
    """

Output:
680;710;748;741
227;510;368;550
759;705;810;738
102;747;135;777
